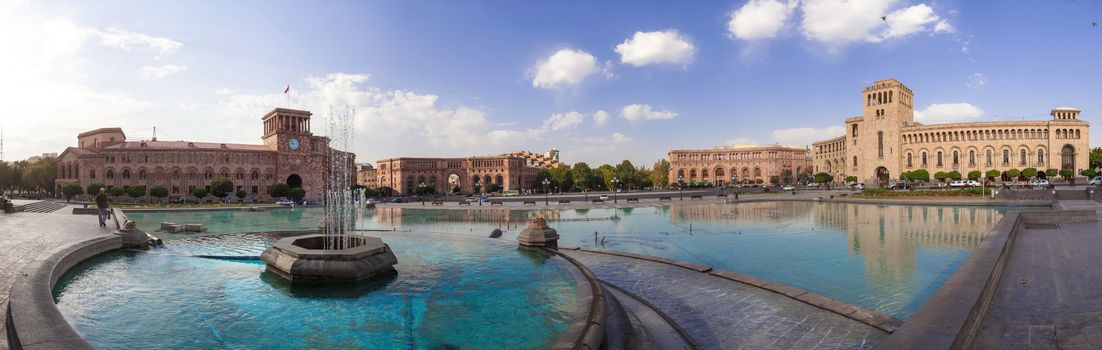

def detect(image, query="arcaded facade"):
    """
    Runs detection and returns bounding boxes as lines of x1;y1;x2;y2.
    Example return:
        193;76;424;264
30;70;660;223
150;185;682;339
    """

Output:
375;156;540;195
812;79;1090;185
668;145;811;185
54;108;355;200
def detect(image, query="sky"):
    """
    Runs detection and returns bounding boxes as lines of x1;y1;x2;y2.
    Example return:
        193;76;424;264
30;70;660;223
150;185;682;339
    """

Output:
2;0;1101;166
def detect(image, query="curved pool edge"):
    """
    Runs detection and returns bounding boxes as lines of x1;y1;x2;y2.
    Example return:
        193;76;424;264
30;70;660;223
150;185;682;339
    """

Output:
6;235;121;350
561;246;905;333
540;247;608;350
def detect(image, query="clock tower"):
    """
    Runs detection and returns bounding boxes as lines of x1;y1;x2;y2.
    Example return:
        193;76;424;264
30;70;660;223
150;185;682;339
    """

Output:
262;108;314;151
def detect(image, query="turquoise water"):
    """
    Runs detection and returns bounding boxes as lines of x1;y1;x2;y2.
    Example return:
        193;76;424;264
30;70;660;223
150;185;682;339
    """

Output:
126;202;1005;319
54;232;580;349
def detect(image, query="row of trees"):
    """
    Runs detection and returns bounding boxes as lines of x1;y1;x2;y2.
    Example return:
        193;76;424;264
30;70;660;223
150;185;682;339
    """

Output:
59;178;308;203
534;159;672;193
0;158;58;195
896;167;1094;183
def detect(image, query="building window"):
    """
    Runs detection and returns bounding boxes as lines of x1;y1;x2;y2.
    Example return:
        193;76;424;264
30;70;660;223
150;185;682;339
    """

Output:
877;131;884;158
1020;149;1027;166
123;169;131;180
969;150;976;167
937;152;943;167
1002;150;1010;166
106;170;114;180
852;124;858;137
90;169;96;179
1038;149;1045;165
906;154;913;168
986;150;992;166
922;153;928;167
953;151;959;167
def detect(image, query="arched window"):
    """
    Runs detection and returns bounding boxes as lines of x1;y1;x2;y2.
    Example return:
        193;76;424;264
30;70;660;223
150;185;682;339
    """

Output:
106;169;114;180
1062;145;1076;169
877;131;884;157
969;150;976;167
1020;149;1027;166
906;154;913;168
937;152;943;167
986;150;993;166
1002;150;1010;166
138;169;147;180
922;152;928;167
853;156;857;167
953;151;959;166
1038;149;1045;165
122;169;131;180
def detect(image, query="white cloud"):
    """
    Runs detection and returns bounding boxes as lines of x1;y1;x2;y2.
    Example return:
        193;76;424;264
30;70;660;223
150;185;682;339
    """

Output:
543;111;585;131
593;110;610;125
577;132;633;144
614;30;695;66
772;125;845;145
531;49;600;89
215;88;234;95
966;73;986;89
620;104;677;122
612;132;632;144
97;27;183;54
139;64;186;79
877;4;947;41
913;103;984;123
769;0;956;47
727;0;797;40
934;20;955;33
801;0;892;44
725;137;759;145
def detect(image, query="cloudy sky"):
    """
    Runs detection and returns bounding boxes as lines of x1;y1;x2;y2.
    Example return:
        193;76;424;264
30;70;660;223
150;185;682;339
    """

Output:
2;0;1100;166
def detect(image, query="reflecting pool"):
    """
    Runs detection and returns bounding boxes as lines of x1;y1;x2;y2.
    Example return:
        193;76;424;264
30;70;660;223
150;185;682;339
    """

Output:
55;232;580;349
126;202;1005;319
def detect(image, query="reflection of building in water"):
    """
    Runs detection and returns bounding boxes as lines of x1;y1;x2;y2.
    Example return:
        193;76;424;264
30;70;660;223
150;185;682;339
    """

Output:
814;203;1001;293
374;208;562;227
668;201;814;224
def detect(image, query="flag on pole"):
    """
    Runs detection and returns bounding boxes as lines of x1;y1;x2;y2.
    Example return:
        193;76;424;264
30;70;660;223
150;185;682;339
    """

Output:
283;85;290;93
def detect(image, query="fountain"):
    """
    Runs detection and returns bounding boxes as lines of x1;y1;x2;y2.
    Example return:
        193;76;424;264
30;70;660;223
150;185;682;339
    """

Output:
261;107;397;283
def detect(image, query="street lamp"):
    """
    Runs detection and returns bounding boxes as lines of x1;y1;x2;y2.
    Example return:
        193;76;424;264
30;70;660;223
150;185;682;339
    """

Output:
418;182;426;205
677;175;684;201
612;177;620;204
542;178;551;205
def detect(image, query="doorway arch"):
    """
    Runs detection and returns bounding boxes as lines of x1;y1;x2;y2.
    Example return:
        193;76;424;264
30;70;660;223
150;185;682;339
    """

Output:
286;174;302;188
1061;145;1076;170
875;167;889;188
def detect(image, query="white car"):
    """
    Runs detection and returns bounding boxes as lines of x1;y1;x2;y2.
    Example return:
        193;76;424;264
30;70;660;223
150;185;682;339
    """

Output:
1089;176;1102;186
598;194;609;201
966;180;981;187
781;185;795;191
1030;179;1051;188
275;199;294;206
848;183;865;190
949;180;969;188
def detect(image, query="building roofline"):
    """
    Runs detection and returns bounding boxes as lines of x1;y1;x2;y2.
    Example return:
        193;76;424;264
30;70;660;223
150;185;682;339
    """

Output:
261;107;312;120
812;135;846;145
77;128;125;138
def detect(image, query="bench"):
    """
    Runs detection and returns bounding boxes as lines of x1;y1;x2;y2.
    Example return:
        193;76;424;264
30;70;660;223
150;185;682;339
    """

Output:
490;200;503;206
558;200;571;204
431;200;443;206
523;201;536;206
592;199;604;203
659;197;671;202
626;198;639;203
690;195;703;199
458;200;471;206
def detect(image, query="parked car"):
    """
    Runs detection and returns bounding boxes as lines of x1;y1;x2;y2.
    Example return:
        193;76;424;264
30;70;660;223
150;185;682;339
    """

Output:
888;181;912;190
1089;176;1102;186
390;197;407;203
366;198;381;205
1029;179;1051;188
847;183;865;190
949;180;971;188
275;199;294;206
598;194;609;201
300;200;320;206
781;185;795;191
966;180;981;187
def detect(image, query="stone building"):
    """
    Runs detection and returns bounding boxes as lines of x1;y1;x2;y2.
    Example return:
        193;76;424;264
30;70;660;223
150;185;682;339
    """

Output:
375;155;541;195
812;79;1090;185
53;108;354;200
356;164;377;188
667;144;811;186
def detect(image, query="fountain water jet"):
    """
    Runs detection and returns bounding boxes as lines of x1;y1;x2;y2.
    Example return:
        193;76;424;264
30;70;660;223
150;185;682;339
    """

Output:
261;106;398;283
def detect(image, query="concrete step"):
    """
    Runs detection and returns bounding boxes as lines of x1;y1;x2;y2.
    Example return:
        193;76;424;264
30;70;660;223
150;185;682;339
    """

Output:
602;283;695;350
1055;190;1090;200
20;201;68;213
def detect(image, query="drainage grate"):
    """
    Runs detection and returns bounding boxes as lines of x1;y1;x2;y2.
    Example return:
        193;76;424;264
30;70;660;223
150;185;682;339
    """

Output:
1024;223;1060;229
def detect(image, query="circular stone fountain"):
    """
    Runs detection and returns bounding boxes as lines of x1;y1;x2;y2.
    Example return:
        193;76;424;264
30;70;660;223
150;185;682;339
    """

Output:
260;234;398;283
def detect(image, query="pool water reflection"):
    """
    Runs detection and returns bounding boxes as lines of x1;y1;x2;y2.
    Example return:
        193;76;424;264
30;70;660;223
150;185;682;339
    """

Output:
127;202;1004;319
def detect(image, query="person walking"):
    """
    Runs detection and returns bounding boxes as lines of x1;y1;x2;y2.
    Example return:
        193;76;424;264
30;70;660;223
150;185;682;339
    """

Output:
95;188;111;227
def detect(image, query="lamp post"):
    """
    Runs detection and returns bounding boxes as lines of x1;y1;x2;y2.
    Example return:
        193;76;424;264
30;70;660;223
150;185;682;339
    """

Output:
677;175;684;201
418;182;426;205
612;177;620;204
542;178;551;205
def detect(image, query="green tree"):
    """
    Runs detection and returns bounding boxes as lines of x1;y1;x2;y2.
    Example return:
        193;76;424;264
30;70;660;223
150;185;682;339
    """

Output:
149;186;169;201
780;169;794;184
110;187;126;198
769;175;780;185
1006;168;1021;179
483;182;500;193
191;187;209;202
269;183;290;198
985;169;1001;181
1021;168;1038;179
1059;168;1074;180
61;182;83;202
1083;169;1097;178
909;169;930;182
1090;147;1102;169
614;160;638;190
210;178;234;199
845;176;858;183
596;164;615;190
947;171;962;180
547;164;573;192
651;159;671;188
571;162;595;191
86;182;106;197
967;170;982;180
289;187;306;201
813;172;834;184
934;171;948;182
236;189;248;200
1046;169;1058;178
127;185;146;199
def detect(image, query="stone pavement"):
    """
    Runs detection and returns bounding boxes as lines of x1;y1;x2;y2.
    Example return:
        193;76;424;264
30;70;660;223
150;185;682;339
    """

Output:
973;216;1102;349
561;249;887;349
0;211;113;349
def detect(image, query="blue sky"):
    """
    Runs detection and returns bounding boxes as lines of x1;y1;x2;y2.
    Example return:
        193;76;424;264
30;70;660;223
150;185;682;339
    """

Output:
2;0;1100;166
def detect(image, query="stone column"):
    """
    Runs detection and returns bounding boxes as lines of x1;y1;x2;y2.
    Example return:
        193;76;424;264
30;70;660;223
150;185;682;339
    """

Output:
517;217;559;250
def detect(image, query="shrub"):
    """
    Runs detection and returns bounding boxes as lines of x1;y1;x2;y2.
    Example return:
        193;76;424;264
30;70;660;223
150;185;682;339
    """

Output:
210;178;234;199
127;185;146;198
1046;168;1058;177
934;171;948;182
236;189;248;200
985;169;1001;180
813;172;834;184
1006;168;1021;179
192;187;209;200
910;169;930;182
86;182;106;196
109;187;126;198
845;176;857;183
947;171;962;180
1059;168;1073;179
967;170;982;180
269;183;290;198
1022;168;1038;179
1082;169;1097;177
289;187;306;201
61;182;84;201
149;186;169;200
862;188;889;195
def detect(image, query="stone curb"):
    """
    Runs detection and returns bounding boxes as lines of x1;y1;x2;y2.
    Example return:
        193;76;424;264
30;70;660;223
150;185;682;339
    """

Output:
545;248;608;350
569;247;903;334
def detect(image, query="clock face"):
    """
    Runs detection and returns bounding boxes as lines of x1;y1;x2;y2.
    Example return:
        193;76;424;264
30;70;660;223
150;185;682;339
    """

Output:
288;138;300;150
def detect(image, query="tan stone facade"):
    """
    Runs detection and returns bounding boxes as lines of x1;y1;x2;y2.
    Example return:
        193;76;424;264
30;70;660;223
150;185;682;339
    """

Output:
813;79;1090;185
375;156;540;195
54;108;355;200
668;145;811;185
356;164;377;188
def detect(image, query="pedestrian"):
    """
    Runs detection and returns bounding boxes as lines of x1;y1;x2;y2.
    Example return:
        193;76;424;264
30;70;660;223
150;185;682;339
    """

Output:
95;188;110;227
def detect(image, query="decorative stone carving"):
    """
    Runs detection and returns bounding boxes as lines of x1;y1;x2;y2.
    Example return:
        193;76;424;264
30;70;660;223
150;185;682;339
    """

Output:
517;217;559;250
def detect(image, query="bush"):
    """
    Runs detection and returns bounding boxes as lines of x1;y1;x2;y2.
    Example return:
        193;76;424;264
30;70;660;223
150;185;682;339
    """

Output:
845;176;857;183
109;187;126;198
61;182;84;201
1046;169;1058;177
1059;168;1073;179
985;169;1001;180
191;187;209;201
86;182;106;196
813;172;834;184
934;171;948;182
149;186;169;200
1022;168;1038;178
910;169;930;182
862;188;889;195
210;178;234;199
127;185;146;198
967;170;982;180
1082;169;1097;177
1006;168;1021;179
289;187;306;201
236;189;248;200
269;183;290;198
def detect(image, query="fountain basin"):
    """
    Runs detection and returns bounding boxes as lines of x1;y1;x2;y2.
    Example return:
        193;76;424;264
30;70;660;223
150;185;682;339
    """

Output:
260;234;397;283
